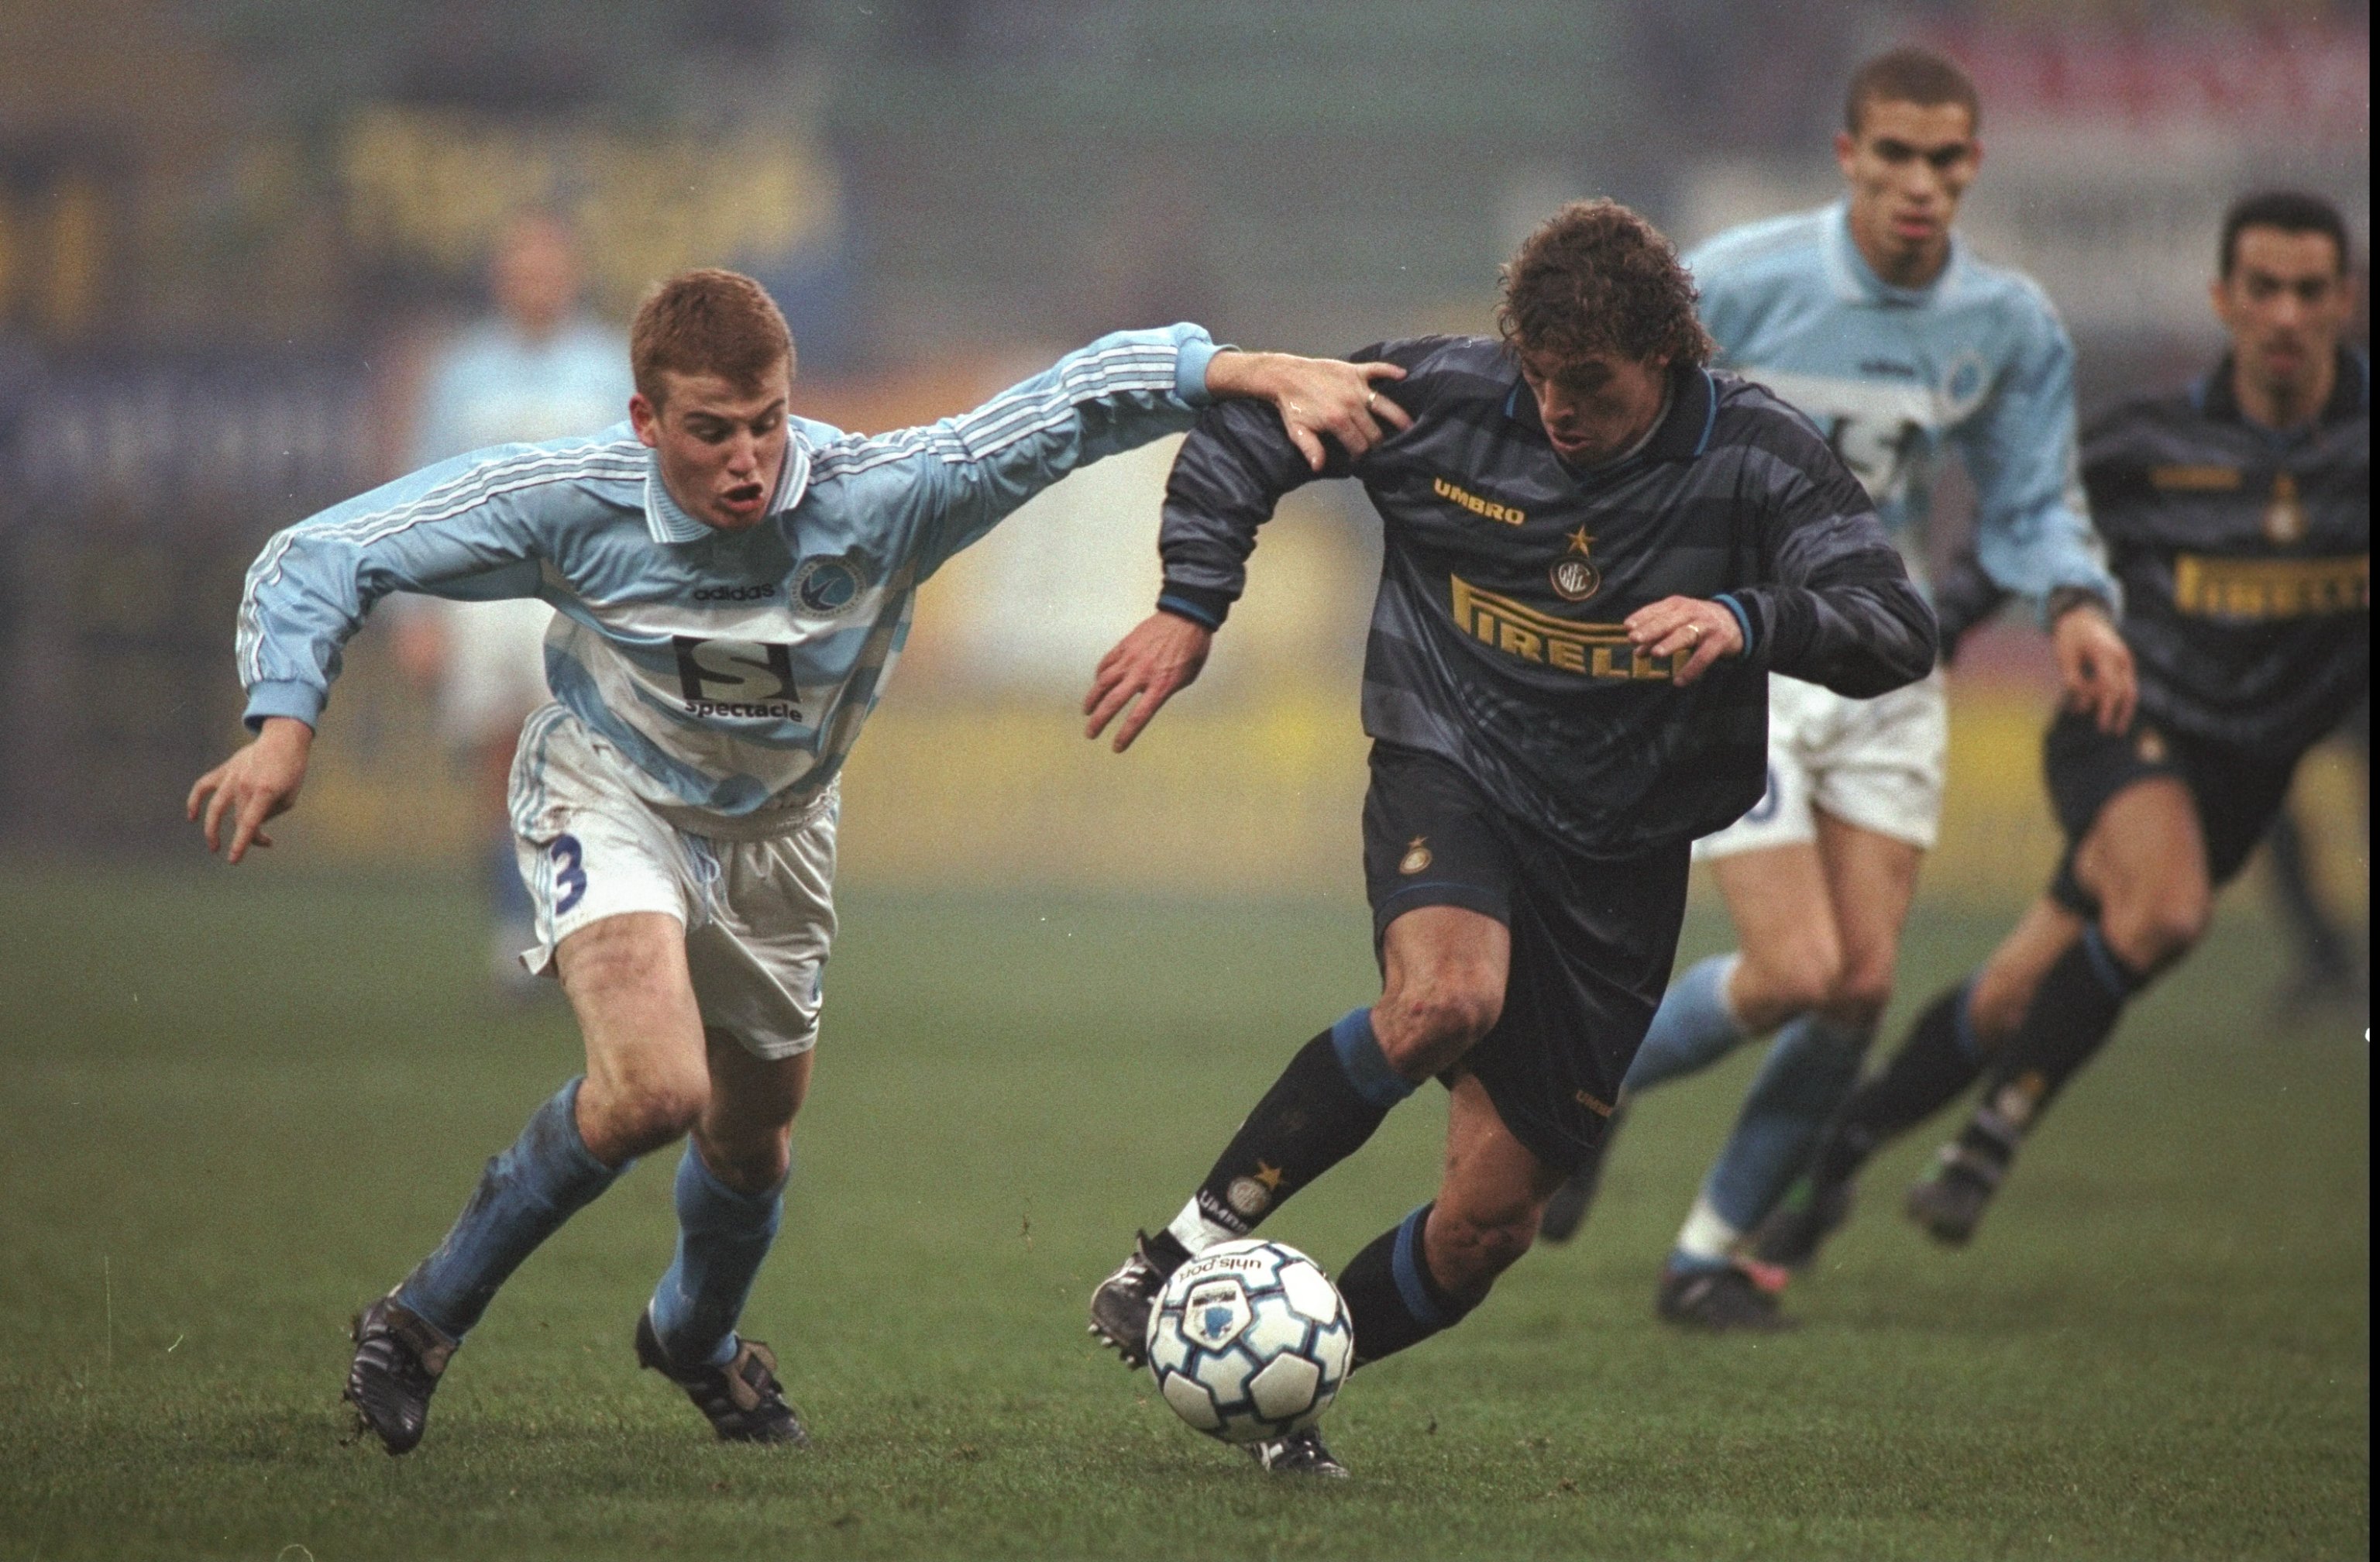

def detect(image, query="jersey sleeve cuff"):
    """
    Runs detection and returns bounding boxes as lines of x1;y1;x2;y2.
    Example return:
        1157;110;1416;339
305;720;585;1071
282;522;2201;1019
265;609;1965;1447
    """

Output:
1175;332;1225;406
243;680;325;731
2041;583;2117;628
1156;582;1231;631
1714;593;1756;659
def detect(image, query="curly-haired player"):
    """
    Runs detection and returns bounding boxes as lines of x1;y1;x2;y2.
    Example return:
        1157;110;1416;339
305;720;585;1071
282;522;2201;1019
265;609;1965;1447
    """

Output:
190;267;1398;1457
1082;199;1938;1475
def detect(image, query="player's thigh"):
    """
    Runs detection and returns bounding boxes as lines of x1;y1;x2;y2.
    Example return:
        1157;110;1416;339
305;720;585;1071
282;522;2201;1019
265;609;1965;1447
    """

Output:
1811;809;1925;1010
1711;842;1842;1022
1426;1073;1567;1292
1968;896;2089;1044
2072;777;2211;952
555;911;710;1109
1380;905;1512;1017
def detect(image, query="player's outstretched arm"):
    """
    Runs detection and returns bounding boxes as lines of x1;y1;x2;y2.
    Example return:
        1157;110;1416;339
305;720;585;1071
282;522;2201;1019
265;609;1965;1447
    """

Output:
187;716;313;864
1084;611;1212;752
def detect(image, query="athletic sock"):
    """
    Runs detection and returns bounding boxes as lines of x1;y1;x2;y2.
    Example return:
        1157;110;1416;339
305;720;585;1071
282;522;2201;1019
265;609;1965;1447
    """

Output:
1670;1194;1740;1273
648;1142;785;1370
1175;1010;1411;1247
397;1077;628;1339
1814;981;1986;1186
1957;927;2146;1168
1334;1203;1479;1366
1622;953;1751;1093
1681;1012;1873;1254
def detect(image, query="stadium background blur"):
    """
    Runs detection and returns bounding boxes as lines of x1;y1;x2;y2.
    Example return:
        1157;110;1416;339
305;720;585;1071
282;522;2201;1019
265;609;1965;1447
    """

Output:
0;0;2364;915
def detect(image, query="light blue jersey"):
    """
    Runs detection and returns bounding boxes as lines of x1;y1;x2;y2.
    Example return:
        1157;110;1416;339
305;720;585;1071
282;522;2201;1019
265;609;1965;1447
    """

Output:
239;325;1222;828
1687;201;2116;611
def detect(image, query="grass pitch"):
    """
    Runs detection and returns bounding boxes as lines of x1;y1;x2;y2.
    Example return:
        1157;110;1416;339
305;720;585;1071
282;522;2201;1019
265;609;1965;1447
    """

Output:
0;860;2367;1560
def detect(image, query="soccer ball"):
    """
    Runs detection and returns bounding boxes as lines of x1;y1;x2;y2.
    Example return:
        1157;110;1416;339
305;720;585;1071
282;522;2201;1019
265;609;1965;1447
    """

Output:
1144;1238;1353;1443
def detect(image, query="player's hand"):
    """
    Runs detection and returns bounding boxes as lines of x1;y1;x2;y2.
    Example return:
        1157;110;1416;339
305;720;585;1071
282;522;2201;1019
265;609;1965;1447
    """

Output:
1084;611;1214;752
1203;350;1413;472
187;717;314;863
2051;600;2136;734
1625;596;1744;687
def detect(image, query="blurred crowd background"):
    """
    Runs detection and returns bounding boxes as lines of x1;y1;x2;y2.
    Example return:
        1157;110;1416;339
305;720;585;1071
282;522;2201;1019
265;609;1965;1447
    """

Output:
0;0;2365;930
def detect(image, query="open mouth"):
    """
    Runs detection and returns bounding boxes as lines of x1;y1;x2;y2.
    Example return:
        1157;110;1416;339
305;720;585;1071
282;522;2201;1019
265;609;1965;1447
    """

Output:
721;482;765;507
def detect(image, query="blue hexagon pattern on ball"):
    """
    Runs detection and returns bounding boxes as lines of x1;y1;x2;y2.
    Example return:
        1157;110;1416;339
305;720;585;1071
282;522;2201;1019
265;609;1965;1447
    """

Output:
1144;1238;1353;1443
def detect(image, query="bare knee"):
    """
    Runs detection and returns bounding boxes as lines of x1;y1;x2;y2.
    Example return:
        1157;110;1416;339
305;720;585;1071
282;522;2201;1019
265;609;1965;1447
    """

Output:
2101;882;2210;973
1426;1201;1536;1300
1375;975;1503;1079
581;1060;708;1160
1739;935;1844;1026
1818;958;1896;1032
696;1124;791;1192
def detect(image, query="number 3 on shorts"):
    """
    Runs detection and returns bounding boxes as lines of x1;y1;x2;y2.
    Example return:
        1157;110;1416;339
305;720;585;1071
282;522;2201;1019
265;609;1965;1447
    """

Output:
550;834;588;915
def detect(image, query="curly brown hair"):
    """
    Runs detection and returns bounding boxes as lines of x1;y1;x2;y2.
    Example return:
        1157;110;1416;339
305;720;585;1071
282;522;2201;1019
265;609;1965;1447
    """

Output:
631;269;794;407
1496;199;1711;373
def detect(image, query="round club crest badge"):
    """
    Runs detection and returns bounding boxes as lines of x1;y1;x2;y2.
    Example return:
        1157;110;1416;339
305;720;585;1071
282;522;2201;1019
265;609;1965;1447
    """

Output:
1549;558;1601;601
792;554;867;616
1398;836;1432;876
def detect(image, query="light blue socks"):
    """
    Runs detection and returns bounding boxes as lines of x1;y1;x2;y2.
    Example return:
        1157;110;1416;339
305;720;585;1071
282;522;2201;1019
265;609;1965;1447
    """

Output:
398;1077;627;1337
1672;1013;1873;1271
1625;953;1751;1093
648;1141;786;1369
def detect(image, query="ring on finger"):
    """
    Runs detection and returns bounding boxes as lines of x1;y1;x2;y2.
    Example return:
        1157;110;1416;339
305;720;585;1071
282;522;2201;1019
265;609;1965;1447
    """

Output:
1684;622;1702;645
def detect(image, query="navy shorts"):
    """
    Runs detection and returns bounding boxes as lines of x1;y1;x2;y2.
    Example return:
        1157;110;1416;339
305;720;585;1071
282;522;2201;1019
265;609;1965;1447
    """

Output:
2042;709;2306;917
1360;741;1690;1172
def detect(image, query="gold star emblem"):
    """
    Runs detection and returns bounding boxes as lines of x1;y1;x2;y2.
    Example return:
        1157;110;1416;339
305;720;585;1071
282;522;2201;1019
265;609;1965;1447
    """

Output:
1254;1162;1285;1190
1565;527;1595;557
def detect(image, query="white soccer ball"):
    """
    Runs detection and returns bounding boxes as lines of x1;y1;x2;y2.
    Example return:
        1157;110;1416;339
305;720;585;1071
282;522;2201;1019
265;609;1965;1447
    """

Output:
1144;1238;1353;1444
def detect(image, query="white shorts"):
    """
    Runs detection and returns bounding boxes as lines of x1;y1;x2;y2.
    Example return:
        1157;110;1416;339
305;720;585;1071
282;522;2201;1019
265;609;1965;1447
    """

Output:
507;706;838;1060
1694;669;1948;860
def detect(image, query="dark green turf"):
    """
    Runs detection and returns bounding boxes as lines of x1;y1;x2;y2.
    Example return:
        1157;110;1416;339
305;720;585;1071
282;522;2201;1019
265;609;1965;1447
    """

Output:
0;861;2367;1560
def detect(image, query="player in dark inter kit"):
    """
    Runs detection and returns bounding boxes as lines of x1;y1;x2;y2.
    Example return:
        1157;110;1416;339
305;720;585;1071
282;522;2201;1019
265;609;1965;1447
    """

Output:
1758;190;2369;1268
1080;200;1938;1477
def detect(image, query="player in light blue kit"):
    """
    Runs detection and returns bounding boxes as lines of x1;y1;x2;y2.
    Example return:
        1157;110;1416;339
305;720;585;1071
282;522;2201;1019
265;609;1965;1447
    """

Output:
188;268;1408;1452
1534;48;2137;1330
394;211;633;995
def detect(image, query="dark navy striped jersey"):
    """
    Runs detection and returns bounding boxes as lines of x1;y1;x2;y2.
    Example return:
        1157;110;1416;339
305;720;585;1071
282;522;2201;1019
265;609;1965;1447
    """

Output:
1156;335;1938;856
2079;347;2369;755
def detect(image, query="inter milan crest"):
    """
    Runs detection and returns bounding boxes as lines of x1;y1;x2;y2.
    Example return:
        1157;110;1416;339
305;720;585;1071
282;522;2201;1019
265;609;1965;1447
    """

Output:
1398;836;1432;875
2262;471;2308;545
1549;527;1601;602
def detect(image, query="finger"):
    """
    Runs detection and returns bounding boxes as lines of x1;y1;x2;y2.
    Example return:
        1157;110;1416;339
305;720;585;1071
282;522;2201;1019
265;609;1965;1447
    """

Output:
1357;364;1415;430
1288;425;1326;473
186;772;217;822
226;793;268;864
1085;672;1144;740
1671;638;1725;686
202;783;235;853
1112;676;1180;752
1083;662;1123;718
